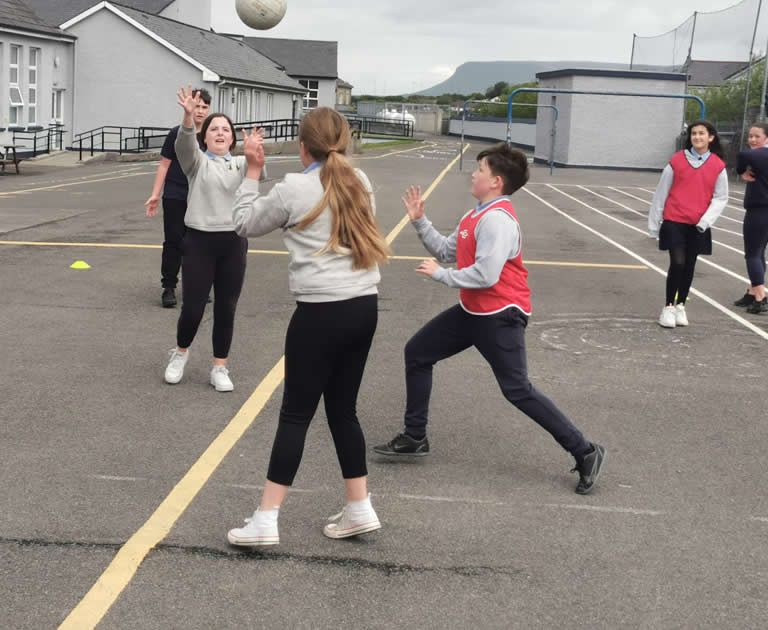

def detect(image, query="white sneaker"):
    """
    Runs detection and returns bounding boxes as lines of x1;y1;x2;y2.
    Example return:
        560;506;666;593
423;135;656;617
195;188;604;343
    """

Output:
227;508;279;546
658;306;676;328
164;348;189;384
674;304;688;326
323;494;381;539
210;365;233;392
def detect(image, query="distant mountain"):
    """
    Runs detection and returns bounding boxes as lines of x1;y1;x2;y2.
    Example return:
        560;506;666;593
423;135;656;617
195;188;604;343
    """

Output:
418;61;631;96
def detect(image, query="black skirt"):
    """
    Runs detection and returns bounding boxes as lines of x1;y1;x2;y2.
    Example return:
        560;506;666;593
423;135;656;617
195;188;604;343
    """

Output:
658;220;712;255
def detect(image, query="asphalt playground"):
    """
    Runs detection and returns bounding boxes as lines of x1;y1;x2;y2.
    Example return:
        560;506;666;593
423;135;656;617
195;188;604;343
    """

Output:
1;136;766;629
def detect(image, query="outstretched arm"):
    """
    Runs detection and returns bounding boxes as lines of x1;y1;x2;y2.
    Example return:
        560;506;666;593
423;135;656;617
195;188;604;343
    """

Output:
144;157;171;217
174;86;203;177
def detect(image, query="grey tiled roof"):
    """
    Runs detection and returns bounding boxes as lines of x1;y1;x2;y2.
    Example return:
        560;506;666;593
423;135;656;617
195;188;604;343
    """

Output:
687;60;750;86
0;0;75;36
20;0;172;27
244;37;337;78
117;6;304;91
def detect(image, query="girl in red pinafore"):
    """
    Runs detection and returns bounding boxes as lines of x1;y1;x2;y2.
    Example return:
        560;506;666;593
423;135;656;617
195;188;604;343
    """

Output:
648;120;728;328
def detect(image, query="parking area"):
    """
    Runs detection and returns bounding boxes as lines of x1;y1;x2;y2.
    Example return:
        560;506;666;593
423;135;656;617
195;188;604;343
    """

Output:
1;137;765;630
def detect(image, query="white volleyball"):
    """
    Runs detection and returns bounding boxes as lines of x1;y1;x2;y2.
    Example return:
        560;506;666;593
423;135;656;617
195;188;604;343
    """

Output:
235;0;287;30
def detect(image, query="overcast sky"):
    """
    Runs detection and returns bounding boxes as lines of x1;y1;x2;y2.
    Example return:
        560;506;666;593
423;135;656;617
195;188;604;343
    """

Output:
212;0;767;95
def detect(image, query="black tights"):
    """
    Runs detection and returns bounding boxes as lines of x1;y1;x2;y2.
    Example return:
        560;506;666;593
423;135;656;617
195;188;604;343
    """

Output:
666;247;698;305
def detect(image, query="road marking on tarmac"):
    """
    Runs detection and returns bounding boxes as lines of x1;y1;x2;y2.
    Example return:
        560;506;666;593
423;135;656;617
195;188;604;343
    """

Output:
522;186;768;342
0;171;154;196
57;144;471;630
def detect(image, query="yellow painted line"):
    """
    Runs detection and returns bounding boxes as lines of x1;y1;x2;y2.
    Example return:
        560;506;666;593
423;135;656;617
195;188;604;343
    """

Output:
58;358;285;630
359;142;437;159
384;143;470;245
0;240;162;249
0;171;153;196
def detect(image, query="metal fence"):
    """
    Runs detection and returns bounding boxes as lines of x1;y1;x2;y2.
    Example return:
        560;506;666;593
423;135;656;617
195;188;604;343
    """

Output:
12;124;65;158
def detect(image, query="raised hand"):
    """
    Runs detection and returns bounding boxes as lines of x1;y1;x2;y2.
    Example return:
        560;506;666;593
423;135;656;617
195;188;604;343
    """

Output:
176;85;200;116
402;185;424;220
415;258;440;278
241;127;265;169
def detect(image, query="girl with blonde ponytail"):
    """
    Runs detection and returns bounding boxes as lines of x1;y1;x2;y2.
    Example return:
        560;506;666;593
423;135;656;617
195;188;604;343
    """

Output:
227;107;388;547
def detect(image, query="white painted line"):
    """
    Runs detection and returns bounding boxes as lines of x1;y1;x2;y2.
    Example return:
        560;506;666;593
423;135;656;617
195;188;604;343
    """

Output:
750;516;768;523
581;186;745;251
615;187;744;227
544;503;664;516
90;475;146;482
397;493;505;505
227;483;314;493
636;186;745;214
522;186;768;341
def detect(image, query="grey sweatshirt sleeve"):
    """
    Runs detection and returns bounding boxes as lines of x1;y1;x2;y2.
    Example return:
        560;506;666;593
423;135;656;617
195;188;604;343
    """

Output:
174;125;202;179
696;169;729;232
232;178;290;237
432;211;520;289
648;164;673;237
411;216;458;262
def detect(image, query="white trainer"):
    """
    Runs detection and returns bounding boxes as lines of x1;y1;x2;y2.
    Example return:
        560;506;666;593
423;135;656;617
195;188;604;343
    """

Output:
323;494;381;539
164;348;189;384
658;306;676;328
674;303;688;326
210;365;233;392
227;508;279;547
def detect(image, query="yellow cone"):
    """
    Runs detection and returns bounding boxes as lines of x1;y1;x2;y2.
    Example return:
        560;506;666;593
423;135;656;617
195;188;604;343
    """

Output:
70;260;91;269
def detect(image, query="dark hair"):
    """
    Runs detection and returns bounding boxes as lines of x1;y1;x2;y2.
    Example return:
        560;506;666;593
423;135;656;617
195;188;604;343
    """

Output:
686;119;724;160
199;113;236;151
750;122;768;138
193;88;212;105
476;143;530;195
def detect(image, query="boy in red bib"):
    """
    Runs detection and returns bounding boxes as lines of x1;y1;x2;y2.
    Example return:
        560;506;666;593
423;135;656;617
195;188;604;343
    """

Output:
373;144;605;494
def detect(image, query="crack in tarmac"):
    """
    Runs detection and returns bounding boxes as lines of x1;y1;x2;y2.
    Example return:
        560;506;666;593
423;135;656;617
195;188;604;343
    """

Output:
0;536;524;578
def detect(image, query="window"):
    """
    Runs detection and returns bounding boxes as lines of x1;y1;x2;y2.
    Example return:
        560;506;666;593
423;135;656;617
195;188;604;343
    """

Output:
235;88;247;122
10;44;20;84
28;48;39;125
266;93;274;119
250;90;261;121
299;79;319;109
52;89;64;123
9;44;23;125
217;87;230;114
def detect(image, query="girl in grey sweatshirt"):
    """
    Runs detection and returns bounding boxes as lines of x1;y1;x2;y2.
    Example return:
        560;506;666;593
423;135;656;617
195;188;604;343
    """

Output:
227;107;390;548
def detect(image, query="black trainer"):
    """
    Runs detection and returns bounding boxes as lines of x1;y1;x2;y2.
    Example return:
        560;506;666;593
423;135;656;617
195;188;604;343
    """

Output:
572;443;606;495
161;288;177;308
746;297;768;314
734;292;756;307
372;432;430;457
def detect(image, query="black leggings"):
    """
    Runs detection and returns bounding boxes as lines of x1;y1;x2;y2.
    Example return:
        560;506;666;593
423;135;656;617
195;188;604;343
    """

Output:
403;305;590;458
743;210;768;287
161;198;187;289
266;295;378;486
666;247;698;305
176;229;247;358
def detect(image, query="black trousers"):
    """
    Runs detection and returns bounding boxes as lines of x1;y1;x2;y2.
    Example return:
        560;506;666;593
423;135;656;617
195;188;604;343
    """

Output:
743;210;768;287
266;295;377;486
404;304;590;457
176;229;247;359
161;197;187;289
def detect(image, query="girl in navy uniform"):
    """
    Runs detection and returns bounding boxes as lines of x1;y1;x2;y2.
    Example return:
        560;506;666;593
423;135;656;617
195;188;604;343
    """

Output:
648;120;728;328
735;122;768;314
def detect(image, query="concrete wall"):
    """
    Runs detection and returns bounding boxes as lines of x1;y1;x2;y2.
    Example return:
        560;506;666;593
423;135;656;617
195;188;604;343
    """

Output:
66;10;297;140
159;0;212;31
448;118;536;148
412;110;443;135
535;73;686;169
0;32;75;147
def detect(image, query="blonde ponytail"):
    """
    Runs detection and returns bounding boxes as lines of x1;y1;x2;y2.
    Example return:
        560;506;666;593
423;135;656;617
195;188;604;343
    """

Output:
295;108;391;270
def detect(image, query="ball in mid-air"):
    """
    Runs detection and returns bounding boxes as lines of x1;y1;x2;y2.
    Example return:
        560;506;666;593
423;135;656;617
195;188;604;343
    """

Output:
235;0;287;30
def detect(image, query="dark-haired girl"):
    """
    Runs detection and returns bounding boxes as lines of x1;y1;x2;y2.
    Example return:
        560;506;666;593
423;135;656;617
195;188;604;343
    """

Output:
734;122;768;313
163;86;263;391
648;120;728;328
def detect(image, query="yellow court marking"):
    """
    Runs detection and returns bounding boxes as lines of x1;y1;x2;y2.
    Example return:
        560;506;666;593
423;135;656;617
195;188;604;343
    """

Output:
57;142;467;630
385;143;470;244
58;359;285;630
0;171;154;196
0;240;646;270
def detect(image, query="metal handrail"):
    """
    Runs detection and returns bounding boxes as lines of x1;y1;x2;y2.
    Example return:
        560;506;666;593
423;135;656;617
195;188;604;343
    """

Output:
11;124;65;157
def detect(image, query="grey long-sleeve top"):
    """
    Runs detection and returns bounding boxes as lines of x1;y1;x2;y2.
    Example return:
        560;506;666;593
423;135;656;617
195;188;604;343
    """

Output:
413;204;521;289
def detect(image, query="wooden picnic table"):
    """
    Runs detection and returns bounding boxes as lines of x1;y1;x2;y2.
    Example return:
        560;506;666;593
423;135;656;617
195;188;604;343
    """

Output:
1;144;22;174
